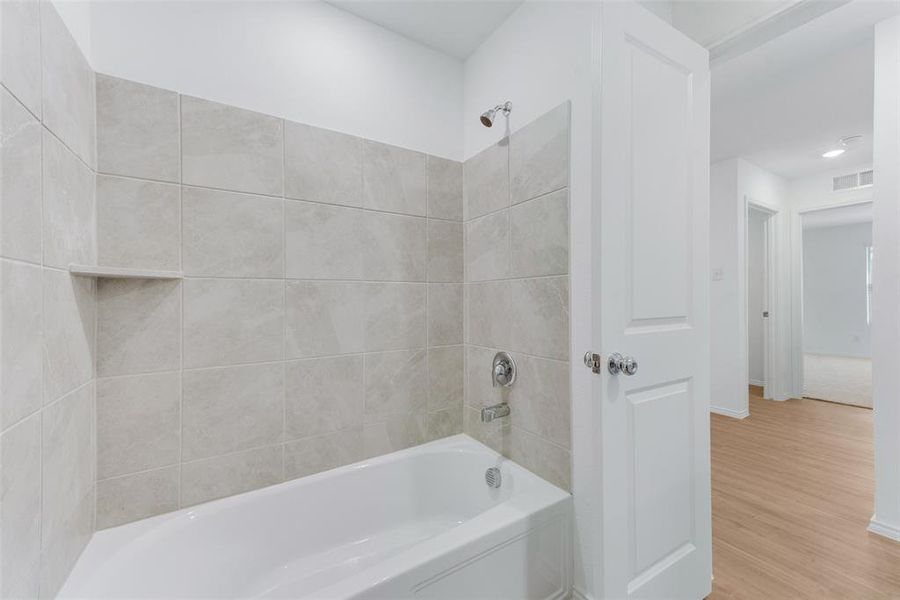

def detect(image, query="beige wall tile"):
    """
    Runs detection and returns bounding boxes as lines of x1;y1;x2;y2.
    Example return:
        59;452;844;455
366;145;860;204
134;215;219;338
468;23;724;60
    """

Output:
426;156;463;221
42;130;95;269
465;210;509;282
183;278;284;368
427;283;463;347
362;140;426;216
96;74;180;181
508;276;569;360
509;189;569;278
1;88;42;262
181;95;283;196
427;346;463;413
363;212;426;282
464;140;508;220
466;281;510;350
285;356;363;441
509;427;570;491
40;384;94;596
363;413;427;458
97;175;181;271
96;467;180;530
509;102;569;204
182;363;284;461
43;270;94;404
507;353;570;449
183;187;283;277
364;283;425;352
464;345;496;409
285;281;365;359
364;349;426;422
181;445;282;508
427;407;462;442
284;121;362;207
285;200;364;280
427;219;463;283
0;0;42;116
1;413;42;599
97;279;181;377
1;261;42;429
41;2;95;168
284;429;363;481
97;372;181;479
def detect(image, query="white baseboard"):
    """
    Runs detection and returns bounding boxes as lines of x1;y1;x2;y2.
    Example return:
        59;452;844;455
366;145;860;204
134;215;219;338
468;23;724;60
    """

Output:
710;405;749;419
749;379;765;387
571;588;594;600
868;516;900;542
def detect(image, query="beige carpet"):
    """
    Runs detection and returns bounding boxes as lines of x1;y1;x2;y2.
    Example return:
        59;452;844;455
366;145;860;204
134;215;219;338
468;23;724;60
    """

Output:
803;353;872;408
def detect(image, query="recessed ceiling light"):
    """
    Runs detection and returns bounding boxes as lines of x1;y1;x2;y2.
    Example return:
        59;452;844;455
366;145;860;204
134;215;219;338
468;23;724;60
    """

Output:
822;148;845;158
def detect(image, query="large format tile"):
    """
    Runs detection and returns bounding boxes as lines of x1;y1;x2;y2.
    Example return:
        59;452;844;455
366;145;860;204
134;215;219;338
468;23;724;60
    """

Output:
465;210;509;282
285;281;365;359
427;220;463;283
284;121;362;207
1;88;42;262
183;187;283;278
96;467;180;529
182;362;283;461
181;445;282;507
41;1;95;167
363;413;427;458
362;140;426;216
96;74;180;181
284;429;363;481
181;95;283;196
42;130;95;269
364;349;426;422
465;281;510;350
510;102;569;204
43;270;94;404
41;384;94;597
0;0;41;116
97;175;181;271
508;276;569;360
1;261;42;429
363;212;426;282
183;278;284;368
0;414;42;599
285;356;363;440
426;407;462;442
97;372;181;479
427;346;463;413
426;156;463;221
97;279;181;377
285;200;364;280
427;283;462;347
508;427;570;490
464;140;508;220
509;188;569;278
364;283;426;352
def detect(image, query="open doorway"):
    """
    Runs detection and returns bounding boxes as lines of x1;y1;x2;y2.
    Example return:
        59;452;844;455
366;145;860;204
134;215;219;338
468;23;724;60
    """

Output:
800;202;874;408
746;205;773;400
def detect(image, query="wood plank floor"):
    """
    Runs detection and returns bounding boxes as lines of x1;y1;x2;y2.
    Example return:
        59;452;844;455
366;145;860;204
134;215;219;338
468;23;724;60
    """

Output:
709;392;900;599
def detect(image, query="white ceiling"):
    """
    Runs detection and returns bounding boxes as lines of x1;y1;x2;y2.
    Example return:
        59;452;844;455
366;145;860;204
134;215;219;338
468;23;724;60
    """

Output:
711;1;900;180
326;0;522;59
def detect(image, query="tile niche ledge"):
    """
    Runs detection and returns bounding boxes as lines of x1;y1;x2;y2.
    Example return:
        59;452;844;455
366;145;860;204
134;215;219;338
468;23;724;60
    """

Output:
69;264;184;280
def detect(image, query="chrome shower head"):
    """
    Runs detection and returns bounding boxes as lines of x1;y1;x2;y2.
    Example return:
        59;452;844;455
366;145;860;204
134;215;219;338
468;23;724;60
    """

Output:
479;101;512;128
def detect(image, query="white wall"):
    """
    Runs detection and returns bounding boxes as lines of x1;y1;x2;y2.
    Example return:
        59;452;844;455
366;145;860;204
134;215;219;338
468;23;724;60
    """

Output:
82;0;464;160
463;2;599;596
710;157;789;416
747;209;767;384
802;222;872;358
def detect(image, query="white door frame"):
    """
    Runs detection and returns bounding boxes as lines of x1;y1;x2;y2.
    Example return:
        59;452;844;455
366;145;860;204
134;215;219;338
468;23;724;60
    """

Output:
744;202;776;399
790;197;874;401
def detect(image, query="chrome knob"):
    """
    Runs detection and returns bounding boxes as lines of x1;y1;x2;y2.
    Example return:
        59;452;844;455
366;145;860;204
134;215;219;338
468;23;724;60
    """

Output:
608;353;638;376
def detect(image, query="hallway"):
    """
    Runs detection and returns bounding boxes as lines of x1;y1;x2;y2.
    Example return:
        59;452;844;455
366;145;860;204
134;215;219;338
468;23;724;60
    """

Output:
709;392;900;598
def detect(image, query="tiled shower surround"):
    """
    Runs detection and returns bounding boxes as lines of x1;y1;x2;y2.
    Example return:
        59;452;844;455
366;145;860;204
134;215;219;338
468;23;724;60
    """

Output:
91;76;466;528
1;2;570;594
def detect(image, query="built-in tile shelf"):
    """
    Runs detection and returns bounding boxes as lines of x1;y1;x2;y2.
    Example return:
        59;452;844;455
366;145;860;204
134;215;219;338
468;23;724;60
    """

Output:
69;264;184;280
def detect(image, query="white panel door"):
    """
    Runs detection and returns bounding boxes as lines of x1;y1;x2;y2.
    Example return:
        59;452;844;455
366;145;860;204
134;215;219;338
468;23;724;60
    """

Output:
595;3;711;599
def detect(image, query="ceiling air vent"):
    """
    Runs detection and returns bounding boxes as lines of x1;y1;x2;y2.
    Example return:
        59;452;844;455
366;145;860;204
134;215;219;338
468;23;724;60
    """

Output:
833;169;873;192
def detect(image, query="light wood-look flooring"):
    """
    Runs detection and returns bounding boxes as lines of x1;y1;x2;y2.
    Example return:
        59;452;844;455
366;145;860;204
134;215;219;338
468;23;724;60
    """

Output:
709;391;900;599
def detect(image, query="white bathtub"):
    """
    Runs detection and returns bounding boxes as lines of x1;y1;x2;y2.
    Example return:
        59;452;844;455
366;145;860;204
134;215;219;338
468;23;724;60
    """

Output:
60;434;572;599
